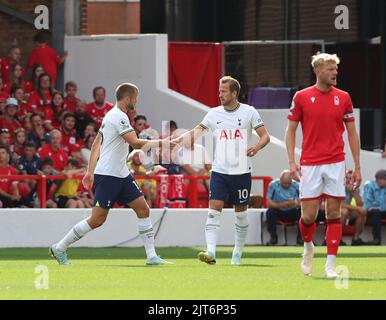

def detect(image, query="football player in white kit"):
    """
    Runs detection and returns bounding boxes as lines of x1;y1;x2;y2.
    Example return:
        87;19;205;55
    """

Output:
173;76;270;265
50;83;174;266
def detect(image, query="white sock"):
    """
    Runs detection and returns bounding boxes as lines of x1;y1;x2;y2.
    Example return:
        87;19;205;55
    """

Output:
138;217;157;259
326;255;336;269
304;241;314;251
233;211;248;257
205;209;221;257
56;218;92;252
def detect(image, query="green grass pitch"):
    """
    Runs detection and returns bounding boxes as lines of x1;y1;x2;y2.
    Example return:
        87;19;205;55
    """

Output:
1;246;386;300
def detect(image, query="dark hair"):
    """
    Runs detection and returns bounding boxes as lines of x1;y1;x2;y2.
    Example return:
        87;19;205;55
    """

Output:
84;133;96;147
41;157;54;167
33;30;51;44
51;91;64;110
0;128;10;134
10;85;24;96
375;169;386;180
8;45;20;54
9;63;24;85
63;112;76;121
37;73;55;105
68;158;79;168
0;145;8;152
134;114;147;123
168;120;177;129
65;81;77;90
93;86;105;98
24;141;36;149
31;64;44;90
30;113;42;121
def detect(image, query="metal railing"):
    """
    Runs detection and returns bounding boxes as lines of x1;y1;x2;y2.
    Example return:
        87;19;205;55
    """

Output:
0;174;273;208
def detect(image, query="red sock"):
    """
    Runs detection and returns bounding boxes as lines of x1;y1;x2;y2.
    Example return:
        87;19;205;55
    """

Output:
299;218;316;242
326;218;342;256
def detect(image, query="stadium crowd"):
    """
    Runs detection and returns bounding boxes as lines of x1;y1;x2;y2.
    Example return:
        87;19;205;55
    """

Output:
0;32;213;209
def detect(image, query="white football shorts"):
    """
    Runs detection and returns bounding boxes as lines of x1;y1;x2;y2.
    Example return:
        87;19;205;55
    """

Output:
299;161;346;200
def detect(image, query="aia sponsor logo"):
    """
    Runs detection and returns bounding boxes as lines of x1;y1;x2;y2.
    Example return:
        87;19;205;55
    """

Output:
219;129;244;140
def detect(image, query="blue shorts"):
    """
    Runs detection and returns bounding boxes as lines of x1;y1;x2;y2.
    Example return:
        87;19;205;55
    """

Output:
209;171;251;205
93;174;143;209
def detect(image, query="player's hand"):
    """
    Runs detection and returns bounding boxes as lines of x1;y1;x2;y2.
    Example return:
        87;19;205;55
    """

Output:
289;161;301;181
82;171;94;190
246;145;259;157
353;167;362;190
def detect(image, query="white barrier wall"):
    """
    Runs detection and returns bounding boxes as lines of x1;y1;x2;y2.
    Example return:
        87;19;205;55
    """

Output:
0;209;262;248
0;208;381;248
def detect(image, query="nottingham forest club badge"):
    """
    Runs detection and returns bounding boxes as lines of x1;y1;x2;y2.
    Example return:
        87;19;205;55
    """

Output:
334;96;340;106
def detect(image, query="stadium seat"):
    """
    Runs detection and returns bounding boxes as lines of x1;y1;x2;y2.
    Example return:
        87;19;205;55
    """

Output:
260;211;297;246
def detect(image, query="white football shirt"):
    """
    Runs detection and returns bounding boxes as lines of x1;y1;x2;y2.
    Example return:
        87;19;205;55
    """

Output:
94;106;134;178
199;103;264;175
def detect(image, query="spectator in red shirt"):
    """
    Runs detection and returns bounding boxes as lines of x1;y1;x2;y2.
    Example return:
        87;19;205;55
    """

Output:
38;129;68;172
60;112;82;161
27;114;47;149
10;85;30;130
0;77;10;103
0;98;22;143
64;81;80;112
0;46;22;83
27;31;68;87
29;64;45;94
74;100;94;139
0;145;21;208
45;91;65;131
10;127;26;163
27;73;55;128
86;86;113;128
3;63;33;95
0;96;6;117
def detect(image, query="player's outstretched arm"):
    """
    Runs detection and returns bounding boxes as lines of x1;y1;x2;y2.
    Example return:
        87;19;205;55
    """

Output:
345;121;362;189
247;126;270;157
171;125;207;148
83;132;102;190
122;131;178;151
285;120;301;180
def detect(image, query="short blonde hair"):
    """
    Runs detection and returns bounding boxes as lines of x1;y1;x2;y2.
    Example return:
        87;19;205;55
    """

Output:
311;52;340;69
116;82;139;101
219;76;241;97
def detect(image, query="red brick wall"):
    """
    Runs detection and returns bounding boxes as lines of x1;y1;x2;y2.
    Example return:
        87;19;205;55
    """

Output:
82;1;140;35
239;0;359;89
0;0;52;66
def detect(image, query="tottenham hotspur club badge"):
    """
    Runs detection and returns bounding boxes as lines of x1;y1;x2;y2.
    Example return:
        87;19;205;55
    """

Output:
238;118;242;126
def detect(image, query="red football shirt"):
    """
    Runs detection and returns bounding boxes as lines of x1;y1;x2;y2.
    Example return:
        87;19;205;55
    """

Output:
38;144;68;172
60;128;81;155
86;102;114;128
0;57;11;82
64;96;80;113
27;45;61;86
27;91;52;117
0;91;10;102
0;165;18;193
0;117;22;143
287;85;355;166
4;81;33;95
